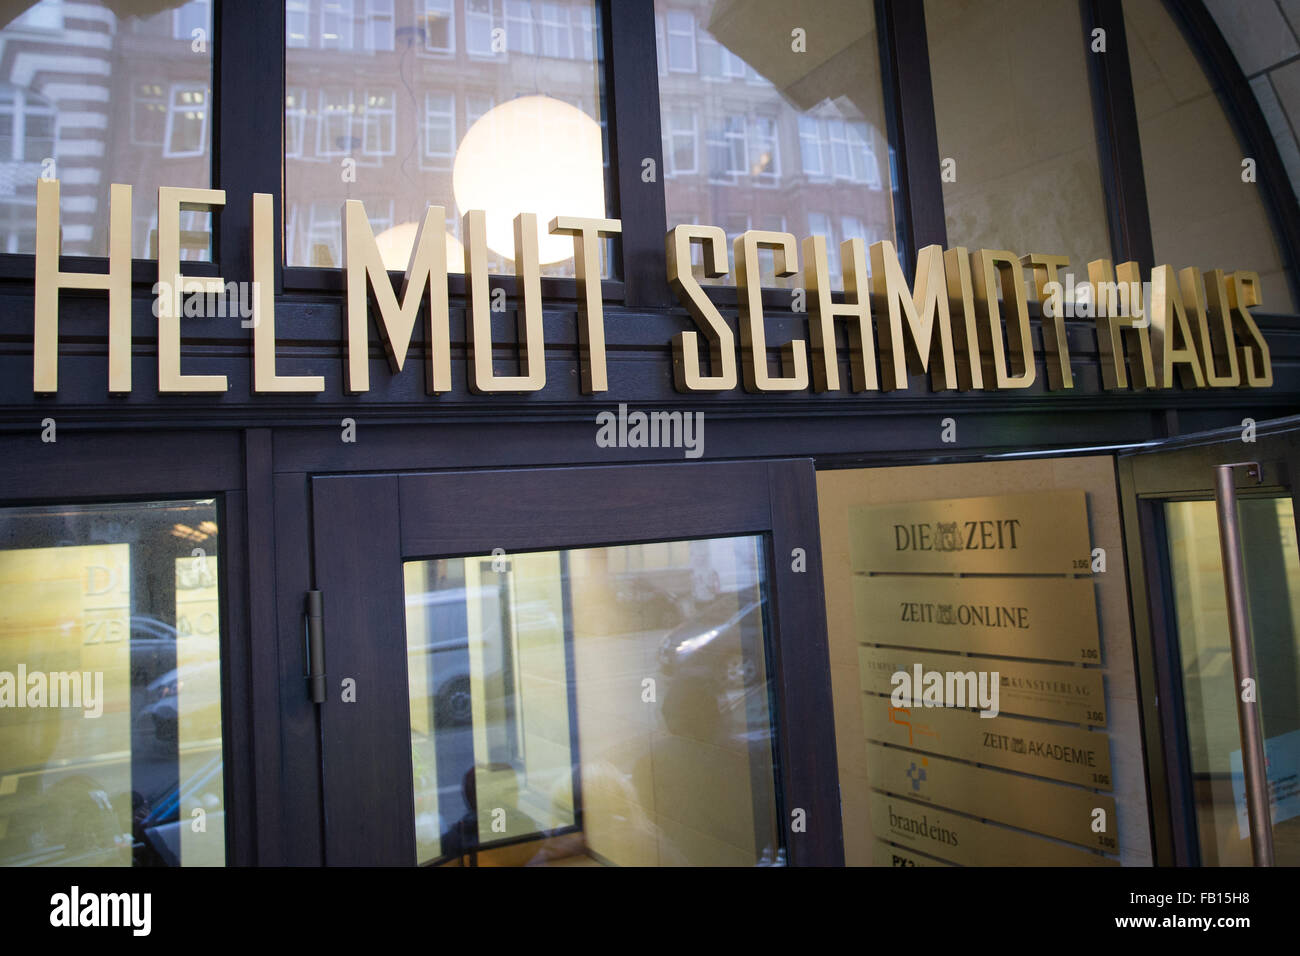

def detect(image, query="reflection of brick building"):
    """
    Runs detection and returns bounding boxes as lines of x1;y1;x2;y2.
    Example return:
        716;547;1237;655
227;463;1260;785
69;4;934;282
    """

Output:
0;0;210;258
284;0;606;277
656;0;897;288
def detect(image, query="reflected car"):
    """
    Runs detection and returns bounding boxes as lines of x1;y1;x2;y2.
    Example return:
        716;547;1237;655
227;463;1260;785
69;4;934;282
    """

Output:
657;595;770;739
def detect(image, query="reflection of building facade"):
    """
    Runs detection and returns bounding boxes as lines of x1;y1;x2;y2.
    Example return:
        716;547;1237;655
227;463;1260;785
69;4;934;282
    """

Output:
284;0;605;276
0;1;209;257
657;0;896;286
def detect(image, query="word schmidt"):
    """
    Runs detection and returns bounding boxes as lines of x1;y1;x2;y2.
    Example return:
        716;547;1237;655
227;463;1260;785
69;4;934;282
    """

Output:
29;182;1274;397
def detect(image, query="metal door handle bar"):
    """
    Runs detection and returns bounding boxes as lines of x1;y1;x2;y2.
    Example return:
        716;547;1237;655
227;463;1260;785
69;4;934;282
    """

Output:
1213;462;1275;866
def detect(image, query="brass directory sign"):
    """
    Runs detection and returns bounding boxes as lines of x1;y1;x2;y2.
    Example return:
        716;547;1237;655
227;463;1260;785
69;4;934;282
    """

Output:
872;839;950;867
849;490;1092;575
858;646;1107;725
863;697;1113;790
869;792;1116;867
866;743;1117;851
854;574;1101;663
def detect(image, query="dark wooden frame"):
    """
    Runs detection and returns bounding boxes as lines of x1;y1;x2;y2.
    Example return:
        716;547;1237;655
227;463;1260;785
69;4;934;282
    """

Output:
310;458;843;866
0;429;260;866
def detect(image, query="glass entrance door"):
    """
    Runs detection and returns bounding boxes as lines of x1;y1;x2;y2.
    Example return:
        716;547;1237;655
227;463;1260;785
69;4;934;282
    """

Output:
1121;422;1300;865
309;460;841;866
1163;495;1300;864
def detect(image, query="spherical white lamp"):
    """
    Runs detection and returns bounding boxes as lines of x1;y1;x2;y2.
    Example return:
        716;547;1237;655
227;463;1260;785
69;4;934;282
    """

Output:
452;94;606;265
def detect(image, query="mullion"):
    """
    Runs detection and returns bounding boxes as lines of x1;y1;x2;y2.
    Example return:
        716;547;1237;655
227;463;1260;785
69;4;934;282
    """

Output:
214;1;286;293
876;0;947;262
1081;0;1156;274
605;0;670;308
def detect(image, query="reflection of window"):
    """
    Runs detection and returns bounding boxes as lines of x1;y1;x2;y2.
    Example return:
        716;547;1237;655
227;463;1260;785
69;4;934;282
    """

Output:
0;199;36;254
321;0;355;50
707;114;745;184
173;0;209;41
0;85;55;162
750;115;779;184
131;82;167;147
422;92;455;168
666;10;695;72
798;115;823;177
362;89;395;156
466;92;494;128
467;0;498;57
307;201;342;266
572;5;594;61
698;33;744;79
540;2;571;58
664;110;696;176
422;0;455;53
655;14;666;75
506;0;534;52
165;86;208;158
317;88;355;156
285;87;307;157
841;215;870;249
365;0;395;50
807;212;837;276
848;124;881;188
287;0;310;47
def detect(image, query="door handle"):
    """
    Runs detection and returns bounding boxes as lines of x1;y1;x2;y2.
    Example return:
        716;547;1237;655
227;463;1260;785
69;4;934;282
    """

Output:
305;590;326;704
1213;461;1274;866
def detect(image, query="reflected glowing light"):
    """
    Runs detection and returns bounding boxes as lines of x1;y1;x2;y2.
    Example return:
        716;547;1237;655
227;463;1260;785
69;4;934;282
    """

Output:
374;222;467;273
452;94;605;265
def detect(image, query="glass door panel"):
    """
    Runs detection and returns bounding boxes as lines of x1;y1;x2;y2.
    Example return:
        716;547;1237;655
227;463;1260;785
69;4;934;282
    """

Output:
312;460;839;866
1165;496;1300;865
404;535;781;867
0;499;225;867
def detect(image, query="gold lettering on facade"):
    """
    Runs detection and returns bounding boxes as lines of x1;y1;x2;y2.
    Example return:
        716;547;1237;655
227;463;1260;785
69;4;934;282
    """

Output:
157;186;228;393
736;229;808;392
1089;258;1156;390
872;240;957;391
549;216;621;393
1149;264;1207;389
26;180;1277;398
1229;271;1272;388
465;209;545;393
803;234;875;392
1182;266;1239;388
34;179;132;393
253;193;324;393
943;247;984;390
342;200;450;395
666;224;738;392
1021;253;1074;389
972;249;1035;389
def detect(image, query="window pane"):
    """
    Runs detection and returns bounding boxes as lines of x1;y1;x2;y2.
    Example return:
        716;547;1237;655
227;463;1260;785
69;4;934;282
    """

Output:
285;0;611;278
0;499;225;867
1125;0;1297;313
1166;498;1300;865
926;0;1110;273
0;0;214;259
655;0;897;290
405;535;782;866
